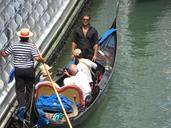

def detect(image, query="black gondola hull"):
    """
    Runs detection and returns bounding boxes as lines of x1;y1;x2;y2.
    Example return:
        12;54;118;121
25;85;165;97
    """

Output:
39;18;118;128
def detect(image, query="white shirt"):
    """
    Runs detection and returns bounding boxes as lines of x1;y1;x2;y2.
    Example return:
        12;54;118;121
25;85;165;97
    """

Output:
64;71;91;99
77;58;97;83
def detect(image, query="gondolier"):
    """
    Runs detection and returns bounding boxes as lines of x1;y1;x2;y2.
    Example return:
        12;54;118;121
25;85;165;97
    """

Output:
0;28;44;109
71;14;99;61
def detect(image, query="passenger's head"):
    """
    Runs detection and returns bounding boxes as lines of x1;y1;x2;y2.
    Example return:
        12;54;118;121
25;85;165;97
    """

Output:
39;64;52;76
39;64;52;81
82;14;91;26
73;48;82;58
68;64;78;76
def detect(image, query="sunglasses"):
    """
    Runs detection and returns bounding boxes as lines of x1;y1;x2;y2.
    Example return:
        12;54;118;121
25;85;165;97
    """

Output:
83;18;89;21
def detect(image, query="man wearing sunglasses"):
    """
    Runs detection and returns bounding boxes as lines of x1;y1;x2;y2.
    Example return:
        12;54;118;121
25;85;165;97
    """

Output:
71;14;99;62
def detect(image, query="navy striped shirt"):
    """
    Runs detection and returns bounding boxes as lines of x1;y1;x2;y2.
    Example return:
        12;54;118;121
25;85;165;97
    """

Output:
5;42;38;68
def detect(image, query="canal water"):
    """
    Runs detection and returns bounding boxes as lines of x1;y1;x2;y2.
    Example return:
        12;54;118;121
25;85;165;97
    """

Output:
51;0;171;128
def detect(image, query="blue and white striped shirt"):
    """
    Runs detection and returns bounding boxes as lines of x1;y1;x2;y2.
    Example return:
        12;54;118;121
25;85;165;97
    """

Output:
5;42;38;68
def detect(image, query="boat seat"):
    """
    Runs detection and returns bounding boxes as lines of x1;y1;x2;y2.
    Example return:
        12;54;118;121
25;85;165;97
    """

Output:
58;85;84;107
35;81;84;107
35;81;59;99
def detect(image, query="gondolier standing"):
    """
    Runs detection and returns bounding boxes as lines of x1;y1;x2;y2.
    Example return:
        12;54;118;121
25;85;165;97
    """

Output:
71;14;99;62
0;28;44;109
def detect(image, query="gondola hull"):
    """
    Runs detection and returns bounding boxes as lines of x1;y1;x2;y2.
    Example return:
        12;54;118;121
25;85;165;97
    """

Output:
34;18;117;128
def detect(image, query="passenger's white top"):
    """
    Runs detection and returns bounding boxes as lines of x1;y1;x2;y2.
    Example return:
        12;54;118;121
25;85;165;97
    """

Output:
77;58;97;83
64;71;91;99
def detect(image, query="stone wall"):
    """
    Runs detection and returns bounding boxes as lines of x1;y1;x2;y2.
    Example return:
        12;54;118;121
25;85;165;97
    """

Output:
0;0;70;90
0;0;87;126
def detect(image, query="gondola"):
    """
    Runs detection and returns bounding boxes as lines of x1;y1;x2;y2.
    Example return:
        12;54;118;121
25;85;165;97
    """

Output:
18;18;117;128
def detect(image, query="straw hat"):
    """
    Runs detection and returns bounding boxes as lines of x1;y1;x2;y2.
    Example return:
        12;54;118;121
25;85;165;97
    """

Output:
73;48;82;57
17;28;33;38
39;64;52;76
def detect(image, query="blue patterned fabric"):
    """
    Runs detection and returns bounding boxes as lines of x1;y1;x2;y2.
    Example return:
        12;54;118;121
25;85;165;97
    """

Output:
36;94;80;113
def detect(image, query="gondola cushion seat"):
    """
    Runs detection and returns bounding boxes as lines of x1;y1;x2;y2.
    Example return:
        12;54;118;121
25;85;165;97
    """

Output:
35;81;85;107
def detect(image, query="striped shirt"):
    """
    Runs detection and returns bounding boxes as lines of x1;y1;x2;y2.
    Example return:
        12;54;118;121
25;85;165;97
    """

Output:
5;42;38;68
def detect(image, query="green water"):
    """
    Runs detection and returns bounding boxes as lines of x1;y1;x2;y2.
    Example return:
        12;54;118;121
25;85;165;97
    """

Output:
52;0;171;128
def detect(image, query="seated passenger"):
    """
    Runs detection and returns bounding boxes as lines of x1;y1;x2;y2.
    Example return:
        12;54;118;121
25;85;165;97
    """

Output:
39;64;52;81
73;49;97;83
63;64;91;100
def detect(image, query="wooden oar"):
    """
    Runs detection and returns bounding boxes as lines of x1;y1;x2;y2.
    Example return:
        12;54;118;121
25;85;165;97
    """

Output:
41;62;73;128
35;48;73;128
60;101;78;123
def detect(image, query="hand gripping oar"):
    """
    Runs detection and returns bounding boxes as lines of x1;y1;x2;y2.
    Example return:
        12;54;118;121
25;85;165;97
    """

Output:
36;48;73;128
